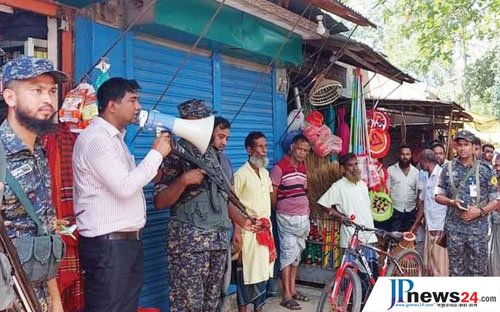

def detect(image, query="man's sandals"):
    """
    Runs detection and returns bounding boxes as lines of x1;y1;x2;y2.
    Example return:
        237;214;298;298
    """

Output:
292;291;309;302
280;299;301;310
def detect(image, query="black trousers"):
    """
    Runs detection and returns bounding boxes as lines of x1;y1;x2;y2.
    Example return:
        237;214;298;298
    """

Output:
79;238;143;312
390;210;417;232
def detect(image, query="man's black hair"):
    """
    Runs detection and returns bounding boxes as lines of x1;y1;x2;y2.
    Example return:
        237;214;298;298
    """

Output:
431;142;446;151
472;137;481;146
339;153;357;167
400;144;411;152
482;143;495;151
292;134;309;145
97;77;141;112
244;131;266;149
214;116;230;130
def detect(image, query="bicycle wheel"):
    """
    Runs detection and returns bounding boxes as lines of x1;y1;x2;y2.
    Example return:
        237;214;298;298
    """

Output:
386;249;425;277
317;268;362;312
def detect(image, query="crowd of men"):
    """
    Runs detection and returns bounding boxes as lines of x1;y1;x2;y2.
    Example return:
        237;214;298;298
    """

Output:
319;131;500;279
1;56;499;312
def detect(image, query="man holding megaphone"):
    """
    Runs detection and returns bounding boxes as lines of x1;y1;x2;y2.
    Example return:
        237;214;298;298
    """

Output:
153;99;260;312
73;77;172;312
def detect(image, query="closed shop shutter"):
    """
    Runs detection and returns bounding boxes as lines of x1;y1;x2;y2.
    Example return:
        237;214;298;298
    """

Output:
220;60;275;169
131;37;214;311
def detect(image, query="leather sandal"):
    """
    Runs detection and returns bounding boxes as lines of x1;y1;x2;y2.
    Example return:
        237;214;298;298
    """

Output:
280;299;302;310
292;291;310;302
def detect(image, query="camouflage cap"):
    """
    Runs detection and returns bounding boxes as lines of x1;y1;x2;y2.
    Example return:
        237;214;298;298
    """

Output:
177;99;215;119
454;130;475;142
2;56;68;86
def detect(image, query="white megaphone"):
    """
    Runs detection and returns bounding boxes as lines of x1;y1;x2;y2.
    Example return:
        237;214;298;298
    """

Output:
137;110;214;154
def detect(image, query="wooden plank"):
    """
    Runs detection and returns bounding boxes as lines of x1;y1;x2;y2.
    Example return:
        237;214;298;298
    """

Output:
0;0;58;17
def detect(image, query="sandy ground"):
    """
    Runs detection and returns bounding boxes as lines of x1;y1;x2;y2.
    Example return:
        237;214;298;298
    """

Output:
221;281;324;311
265;283;323;312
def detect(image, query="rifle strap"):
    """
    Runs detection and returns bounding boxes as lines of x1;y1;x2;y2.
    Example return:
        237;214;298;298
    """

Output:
448;159;480;207
0;143;45;235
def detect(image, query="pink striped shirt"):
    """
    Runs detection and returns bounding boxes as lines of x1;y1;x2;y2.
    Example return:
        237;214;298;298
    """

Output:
73;117;163;237
271;156;309;216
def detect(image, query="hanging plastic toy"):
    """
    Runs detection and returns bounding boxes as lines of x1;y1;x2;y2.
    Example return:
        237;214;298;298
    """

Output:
94;57;111;91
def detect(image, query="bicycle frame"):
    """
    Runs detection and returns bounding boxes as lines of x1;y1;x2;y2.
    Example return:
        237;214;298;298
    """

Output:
329;222;405;307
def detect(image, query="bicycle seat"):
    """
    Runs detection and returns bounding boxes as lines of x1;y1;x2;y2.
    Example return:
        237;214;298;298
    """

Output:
386;231;404;242
376;229;403;242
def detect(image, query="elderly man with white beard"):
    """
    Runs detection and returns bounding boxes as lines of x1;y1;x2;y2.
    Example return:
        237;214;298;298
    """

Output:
318;153;378;278
233;131;275;312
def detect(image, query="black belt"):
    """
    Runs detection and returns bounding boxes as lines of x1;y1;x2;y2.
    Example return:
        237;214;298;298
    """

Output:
84;231;142;241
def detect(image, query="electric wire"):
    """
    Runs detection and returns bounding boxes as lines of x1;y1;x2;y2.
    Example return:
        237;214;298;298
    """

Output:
77;0;158;84
229;3;313;124
130;0;227;144
151;0;226;110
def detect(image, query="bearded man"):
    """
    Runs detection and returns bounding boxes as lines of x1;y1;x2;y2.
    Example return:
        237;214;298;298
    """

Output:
387;145;419;232
1;56;66;311
233;131;275;312
318;153;378;275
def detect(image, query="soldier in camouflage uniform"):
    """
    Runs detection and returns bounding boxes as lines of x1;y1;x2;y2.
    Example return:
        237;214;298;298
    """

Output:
1;57;67;311
153;100;258;312
435;130;498;276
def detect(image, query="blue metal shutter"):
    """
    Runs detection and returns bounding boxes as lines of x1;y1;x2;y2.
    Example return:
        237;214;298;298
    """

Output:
129;37;214;311
220;61;275;169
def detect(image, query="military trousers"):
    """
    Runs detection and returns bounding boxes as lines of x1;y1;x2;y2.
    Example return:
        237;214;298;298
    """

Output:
168;249;227;312
448;231;488;276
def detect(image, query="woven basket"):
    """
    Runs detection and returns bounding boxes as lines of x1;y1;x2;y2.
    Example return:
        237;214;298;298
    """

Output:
309;74;343;106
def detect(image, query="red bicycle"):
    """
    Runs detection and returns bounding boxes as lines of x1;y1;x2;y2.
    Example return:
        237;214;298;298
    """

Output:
317;216;424;312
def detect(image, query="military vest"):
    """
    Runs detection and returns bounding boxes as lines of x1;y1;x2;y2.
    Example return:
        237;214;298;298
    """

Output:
171;143;230;230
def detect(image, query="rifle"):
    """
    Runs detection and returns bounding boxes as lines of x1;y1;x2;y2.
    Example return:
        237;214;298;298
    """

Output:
172;144;255;223
0;215;41;312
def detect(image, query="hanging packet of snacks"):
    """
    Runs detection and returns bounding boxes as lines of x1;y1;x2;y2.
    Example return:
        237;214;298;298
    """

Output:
59;83;98;132
357;154;370;184
58;87;86;123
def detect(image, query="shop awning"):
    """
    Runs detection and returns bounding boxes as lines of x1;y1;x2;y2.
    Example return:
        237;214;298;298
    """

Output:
365;99;472;122
127;0;303;65
465;113;500;147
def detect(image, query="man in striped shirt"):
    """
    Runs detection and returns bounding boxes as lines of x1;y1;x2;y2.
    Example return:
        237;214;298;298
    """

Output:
271;134;311;310
73;77;172;312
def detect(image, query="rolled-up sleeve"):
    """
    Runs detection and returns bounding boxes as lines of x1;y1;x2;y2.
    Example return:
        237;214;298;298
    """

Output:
434;165;449;197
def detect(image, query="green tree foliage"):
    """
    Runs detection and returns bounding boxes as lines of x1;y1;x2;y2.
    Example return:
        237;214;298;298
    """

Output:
462;46;500;117
386;0;500;72
343;0;499;113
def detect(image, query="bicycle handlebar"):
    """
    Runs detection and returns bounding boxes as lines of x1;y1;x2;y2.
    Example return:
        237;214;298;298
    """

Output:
335;215;404;242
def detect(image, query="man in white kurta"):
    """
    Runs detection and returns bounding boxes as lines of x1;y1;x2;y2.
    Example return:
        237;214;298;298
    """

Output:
233;131;274;312
317;154;378;248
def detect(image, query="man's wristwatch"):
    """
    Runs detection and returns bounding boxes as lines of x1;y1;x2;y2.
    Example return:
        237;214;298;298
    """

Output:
479;208;487;217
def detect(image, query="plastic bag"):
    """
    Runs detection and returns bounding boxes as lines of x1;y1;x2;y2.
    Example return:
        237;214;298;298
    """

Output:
58;88;86;123
59;83;98;132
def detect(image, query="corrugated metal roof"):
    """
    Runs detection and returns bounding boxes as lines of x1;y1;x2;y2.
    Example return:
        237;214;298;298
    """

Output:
306;34;416;84
303;0;377;28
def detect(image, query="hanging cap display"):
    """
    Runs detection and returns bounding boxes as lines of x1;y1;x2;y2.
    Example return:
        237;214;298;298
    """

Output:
305;111;324;127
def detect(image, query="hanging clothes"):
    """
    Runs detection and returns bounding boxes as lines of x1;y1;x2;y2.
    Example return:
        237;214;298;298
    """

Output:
44;123;83;312
337;107;350;155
